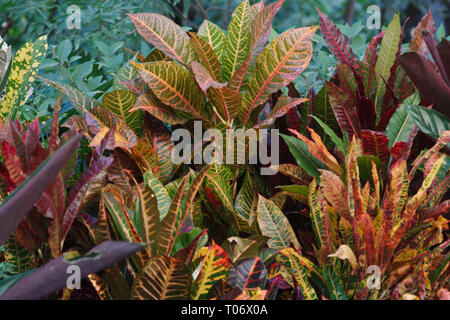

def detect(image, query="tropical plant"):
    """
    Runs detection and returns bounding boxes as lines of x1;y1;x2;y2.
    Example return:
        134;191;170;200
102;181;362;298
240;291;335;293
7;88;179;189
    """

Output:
0;121;143;299
281;124;449;299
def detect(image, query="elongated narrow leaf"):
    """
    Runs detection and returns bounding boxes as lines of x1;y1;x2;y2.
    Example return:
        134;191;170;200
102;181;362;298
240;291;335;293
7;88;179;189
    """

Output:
409;10;435;56
128;13;194;65
289;128;342;176
131;255;191;300
204;163;234;212
311;115;344;155
256;195;300;250
281;134;326;180
400;52;450;114
222;0;251;80
360;130;390;163
136;180;159;251
255;97;308;129
61;155;114;241
0;241;144;300
362;31;384;97
248;0;284;60
317;9;359;73
323;265;347;300
40;78;100;115
375;15;401;99
157;175;189;255
326;81;361;138
240;26;316;125
234;171;258;231
0;135;81;245
132;61;206;118
144;171;171;220
130;91;188;125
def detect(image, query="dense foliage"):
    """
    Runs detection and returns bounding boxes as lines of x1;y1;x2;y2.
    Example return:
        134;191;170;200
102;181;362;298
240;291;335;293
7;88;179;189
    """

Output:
0;0;448;300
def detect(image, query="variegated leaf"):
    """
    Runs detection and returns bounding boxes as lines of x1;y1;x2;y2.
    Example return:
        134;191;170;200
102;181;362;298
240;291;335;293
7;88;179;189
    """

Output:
222;0;251;80
131;255;191;300
1;35;47;120
198;20;225;61
255;96;308;129
102;90;142;133
277;248;318;300
132;61;206;118
189;33;223;82
130;91;189;125
256;195;300;250
240;26;316;126
192;242;231;299
128;13;194;65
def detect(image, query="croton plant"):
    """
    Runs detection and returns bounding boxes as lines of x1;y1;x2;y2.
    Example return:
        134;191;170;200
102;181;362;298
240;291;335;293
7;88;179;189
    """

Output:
0;0;448;300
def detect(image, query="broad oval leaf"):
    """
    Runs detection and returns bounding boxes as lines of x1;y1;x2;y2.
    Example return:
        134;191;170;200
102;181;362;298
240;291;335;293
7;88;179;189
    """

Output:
228;257;267;290
128;13;194;65
102;90;142;134
256;195;300;250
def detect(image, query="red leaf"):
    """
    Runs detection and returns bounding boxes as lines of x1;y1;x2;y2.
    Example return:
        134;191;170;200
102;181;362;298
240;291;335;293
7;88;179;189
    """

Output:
361;130;390;162
317;8;359;73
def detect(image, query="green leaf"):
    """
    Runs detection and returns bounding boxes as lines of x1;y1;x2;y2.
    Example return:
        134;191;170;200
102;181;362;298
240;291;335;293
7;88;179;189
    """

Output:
204;163;234;212
323;265;347;300
130;91;189;125
385;104;416;149
256;195;300;250
310;115;345;155
157;175;189;256
375;15;401;101
56;39;72;63
407;105;450;141
280;133;326;180
192;242;230;299
277;248;318;300
222;0;251;80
